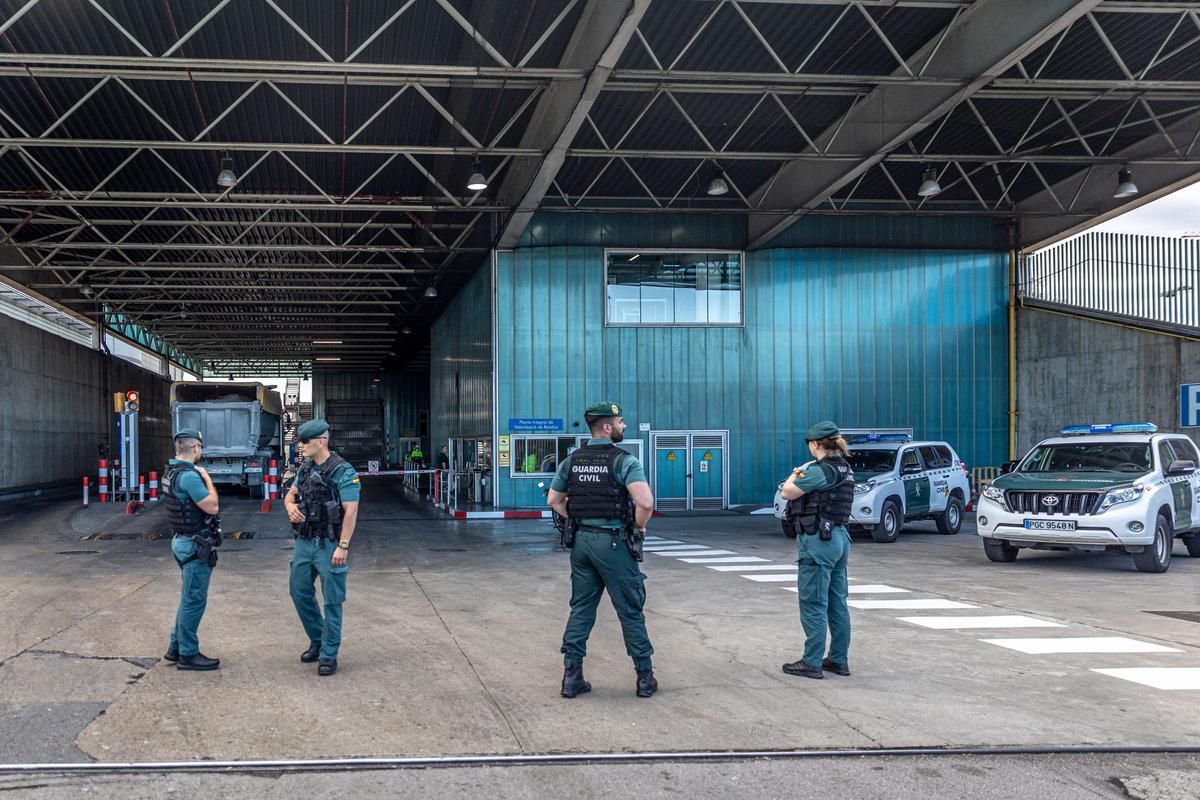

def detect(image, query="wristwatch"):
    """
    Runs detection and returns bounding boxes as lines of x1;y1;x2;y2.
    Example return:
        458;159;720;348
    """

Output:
337;540;349;550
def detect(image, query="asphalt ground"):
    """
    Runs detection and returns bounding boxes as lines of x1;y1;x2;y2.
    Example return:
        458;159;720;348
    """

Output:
2;477;1200;796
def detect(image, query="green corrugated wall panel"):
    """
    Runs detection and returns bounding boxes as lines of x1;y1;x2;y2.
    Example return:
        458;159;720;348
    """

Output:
430;264;493;450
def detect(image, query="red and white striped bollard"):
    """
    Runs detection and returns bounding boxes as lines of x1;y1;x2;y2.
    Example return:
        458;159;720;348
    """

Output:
148;471;158;502
98;459;108;503
82;476;90;508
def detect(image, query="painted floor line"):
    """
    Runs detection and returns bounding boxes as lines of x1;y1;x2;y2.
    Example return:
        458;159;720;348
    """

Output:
742;574;801;583
652;549;736;557
1092;668;1200;690
846;585;910;594
644;547;716;553
677;556;770;564
983;637;1182;655
849;599;977;610
705;564;799;572
899;615;1066;629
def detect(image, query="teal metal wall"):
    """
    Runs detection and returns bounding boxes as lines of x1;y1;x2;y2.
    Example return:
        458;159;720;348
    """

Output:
430;263;493;451
494;236;1008;508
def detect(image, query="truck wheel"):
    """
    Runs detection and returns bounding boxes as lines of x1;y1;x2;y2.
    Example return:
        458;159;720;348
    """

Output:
248;482;263;499
1183;532;1200;557
936;495;964;535
870;500;901;543
781;519;798;539
983;538;1018;563
1133;514;1172;573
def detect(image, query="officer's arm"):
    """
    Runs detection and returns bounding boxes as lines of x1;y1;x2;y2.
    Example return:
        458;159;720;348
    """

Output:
547;488;569;518
779;471;806;500
627;481;654;529
191;471;220;515
780;464;831;501
339;501;359;545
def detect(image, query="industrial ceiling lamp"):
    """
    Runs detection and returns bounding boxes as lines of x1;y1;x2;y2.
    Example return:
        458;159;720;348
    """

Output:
466;158;488;192
79;281;95;297
917;166;941;197
402;325;412;334
216;151;237;188
706;162;729;196
1113;166;1138;199
424;285;438;298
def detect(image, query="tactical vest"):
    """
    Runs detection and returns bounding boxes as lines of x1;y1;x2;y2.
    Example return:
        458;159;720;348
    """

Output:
163;462;208;536
795;456;856;533
295;453;347;539
565;444;633;524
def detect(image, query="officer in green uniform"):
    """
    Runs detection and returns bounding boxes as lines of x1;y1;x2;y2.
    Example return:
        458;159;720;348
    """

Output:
162;428;222;671
283;419;361;676
778;421;856;680
547;401;658;698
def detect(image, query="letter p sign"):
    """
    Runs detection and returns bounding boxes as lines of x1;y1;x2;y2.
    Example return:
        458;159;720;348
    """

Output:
1182;383;1200;429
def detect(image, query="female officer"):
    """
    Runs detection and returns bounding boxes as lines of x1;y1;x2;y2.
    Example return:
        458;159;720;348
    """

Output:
778;420;855;679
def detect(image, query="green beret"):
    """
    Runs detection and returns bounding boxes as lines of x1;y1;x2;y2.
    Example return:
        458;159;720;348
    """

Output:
297;419;330;440
584;401;622;417
805;420;840;441
174;428;202;442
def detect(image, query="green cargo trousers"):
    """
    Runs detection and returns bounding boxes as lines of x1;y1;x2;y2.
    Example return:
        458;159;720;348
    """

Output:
168;534;212;658
289;536;349;661
561;528;654;672
796;526;852;667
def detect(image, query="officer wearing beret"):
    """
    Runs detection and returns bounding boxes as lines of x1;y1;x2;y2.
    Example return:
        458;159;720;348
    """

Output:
547;401;658;698
163;428;222;671
283;419;361;676
778;421;856;680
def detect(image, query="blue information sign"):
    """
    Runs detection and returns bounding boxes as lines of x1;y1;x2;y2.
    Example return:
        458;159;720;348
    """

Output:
509;418;564;433
1182;383;1200;429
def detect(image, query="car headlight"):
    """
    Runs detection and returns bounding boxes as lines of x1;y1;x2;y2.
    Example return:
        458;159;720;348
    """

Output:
1098;485;1144;512
854;480;876;495
982;485;1009;511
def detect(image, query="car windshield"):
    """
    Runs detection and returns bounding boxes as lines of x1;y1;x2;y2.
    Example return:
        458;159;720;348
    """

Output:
849;449;897;475
1019;442;1152;473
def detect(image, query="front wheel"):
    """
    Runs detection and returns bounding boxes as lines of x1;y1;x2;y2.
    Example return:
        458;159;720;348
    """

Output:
1132;514;1172;573
983;538;1018;563
781;519;798;539
936;495;964;535
870;499;901;543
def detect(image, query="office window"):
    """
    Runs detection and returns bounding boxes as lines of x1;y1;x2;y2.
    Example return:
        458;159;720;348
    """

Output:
606;251;742;326
511;435;578;478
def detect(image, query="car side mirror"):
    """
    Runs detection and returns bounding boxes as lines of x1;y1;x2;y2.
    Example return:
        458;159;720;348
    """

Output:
901;464;922;475
1168;460;1197;476
1000;461;1017;475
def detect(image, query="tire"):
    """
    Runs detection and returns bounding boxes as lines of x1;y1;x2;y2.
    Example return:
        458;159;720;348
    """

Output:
983;538;1018;563
1183;532;1200;557
781;518;798;539
870;499;901;543
248;482;263;499
1133;513;1173;573
936;495;964;535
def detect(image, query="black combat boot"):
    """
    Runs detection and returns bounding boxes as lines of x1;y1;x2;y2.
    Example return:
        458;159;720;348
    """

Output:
164;647;179;662
636;669;658;698
561;667;591;698
176;653;220;671
300;643;321;663
318;659;337;676
822;658;851;677
782;659;823;679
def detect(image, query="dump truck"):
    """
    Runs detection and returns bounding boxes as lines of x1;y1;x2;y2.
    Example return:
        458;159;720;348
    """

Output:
170;381;284;496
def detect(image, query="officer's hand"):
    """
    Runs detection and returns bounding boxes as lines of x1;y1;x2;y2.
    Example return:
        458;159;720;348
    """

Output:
194;466;211;481
286;504;305;524
331;547;347;567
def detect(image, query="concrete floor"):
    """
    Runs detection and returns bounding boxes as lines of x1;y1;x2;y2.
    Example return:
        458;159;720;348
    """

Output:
2;476;1200;792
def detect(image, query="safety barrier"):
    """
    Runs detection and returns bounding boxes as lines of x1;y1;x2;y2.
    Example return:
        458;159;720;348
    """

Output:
261;466;272;513
82;476;89;508
97;459;108;503
148;471;158;502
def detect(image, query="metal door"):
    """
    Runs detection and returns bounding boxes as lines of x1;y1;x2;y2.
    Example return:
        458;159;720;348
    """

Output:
651;431;728;511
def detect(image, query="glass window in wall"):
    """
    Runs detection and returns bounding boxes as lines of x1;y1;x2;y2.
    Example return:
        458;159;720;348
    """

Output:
605;251;743;326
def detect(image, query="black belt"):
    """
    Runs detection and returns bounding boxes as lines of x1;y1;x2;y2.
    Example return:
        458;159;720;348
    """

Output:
577;524;623;534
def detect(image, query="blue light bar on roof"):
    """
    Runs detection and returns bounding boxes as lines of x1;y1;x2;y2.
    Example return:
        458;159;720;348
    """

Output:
1059;422;1158;436
845;432;913;444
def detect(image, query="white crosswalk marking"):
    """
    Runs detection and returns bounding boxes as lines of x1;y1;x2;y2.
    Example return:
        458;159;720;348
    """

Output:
652;549;736;557
847;585;909;594
1092;668;1200;690
983;637;1181;655
849;599;976;610
677;556;770;564
742;574;800;583
644;545;715;551
899;615;1066;629
705;564;798;572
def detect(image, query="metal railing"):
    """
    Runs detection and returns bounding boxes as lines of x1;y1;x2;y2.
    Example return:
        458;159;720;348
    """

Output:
1022;232;1200;337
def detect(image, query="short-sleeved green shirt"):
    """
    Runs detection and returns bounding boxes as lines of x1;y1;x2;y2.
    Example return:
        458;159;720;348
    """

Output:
792;461;840;494
551;438;647;529
167;459;209;503
321;458;361;503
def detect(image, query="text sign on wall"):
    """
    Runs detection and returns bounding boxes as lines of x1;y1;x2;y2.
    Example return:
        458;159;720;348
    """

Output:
508;418;563;433
1182;384;1200;428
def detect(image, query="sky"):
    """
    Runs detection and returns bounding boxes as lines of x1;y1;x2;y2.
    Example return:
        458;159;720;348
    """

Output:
1087;179;1200;238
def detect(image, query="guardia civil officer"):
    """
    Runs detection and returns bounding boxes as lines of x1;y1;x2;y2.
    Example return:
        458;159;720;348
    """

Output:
546;401;657;698
162;428;222;671
778;421;855;680
283;420;361;676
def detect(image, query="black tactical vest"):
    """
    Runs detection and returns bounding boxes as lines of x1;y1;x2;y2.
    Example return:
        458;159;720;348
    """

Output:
296;453;347;539
795;456;856;533
163;462;208;535
565;444;632;523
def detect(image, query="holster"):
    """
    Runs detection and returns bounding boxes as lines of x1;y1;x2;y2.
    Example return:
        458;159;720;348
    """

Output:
190;533;219;568
559;516;577;549
621;524;645;563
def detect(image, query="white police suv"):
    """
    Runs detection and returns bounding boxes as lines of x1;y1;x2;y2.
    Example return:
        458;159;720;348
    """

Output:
976;423;1200;573
773;429;972;543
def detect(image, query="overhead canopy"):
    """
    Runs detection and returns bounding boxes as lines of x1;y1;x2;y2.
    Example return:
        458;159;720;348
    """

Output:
0;0;1196;374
